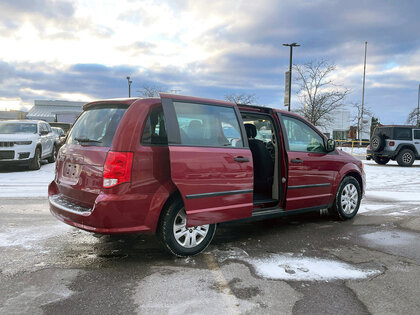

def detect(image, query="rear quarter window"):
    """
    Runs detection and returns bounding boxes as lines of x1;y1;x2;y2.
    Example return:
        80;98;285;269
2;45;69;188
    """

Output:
67;105;128;147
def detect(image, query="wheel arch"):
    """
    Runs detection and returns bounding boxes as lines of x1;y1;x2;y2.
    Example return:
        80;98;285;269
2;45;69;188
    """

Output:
396;144;418;156
344;171;363;193
35;143;42;155
330;164;364;205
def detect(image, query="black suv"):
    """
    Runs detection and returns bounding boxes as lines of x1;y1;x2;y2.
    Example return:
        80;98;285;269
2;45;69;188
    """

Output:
368;125;420;166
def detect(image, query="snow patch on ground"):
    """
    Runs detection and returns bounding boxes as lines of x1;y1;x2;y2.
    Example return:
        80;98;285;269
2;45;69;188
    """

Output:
0;224;72;249
245;254;379;281
0;163;55;198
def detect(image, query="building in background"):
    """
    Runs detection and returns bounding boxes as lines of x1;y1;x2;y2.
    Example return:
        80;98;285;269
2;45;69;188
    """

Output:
318;110;351;140
26;100;86;123
0;110;27;120
319;110;372;140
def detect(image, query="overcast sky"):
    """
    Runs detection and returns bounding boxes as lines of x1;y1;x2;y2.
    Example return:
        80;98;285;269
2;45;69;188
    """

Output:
0;0;419;124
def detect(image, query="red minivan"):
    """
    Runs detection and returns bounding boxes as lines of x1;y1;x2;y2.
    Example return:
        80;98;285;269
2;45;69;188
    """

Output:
49;94;365;256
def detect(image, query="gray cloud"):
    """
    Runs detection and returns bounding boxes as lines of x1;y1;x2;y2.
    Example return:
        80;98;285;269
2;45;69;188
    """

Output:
1;0;419;124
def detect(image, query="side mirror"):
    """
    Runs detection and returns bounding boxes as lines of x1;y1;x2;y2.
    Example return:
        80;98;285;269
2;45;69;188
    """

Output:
326;139;336;152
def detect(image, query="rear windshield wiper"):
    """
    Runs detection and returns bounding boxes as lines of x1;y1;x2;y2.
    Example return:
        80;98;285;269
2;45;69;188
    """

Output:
74;137;102;143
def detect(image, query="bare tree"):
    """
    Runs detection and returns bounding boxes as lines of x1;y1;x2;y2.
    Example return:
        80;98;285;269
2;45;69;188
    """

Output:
351;102;373;139
294;60;350;127
224;93;257;105
137;85;164;97
407;107;420;126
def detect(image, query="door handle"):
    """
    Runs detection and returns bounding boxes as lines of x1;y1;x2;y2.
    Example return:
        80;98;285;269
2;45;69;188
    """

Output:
291;158;303;164
234;156;250;163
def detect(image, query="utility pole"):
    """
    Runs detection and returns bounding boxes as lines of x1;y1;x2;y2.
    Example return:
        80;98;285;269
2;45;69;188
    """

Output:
283;42;300;112
126;76;132;97
360;41;367;140
417;83;420;127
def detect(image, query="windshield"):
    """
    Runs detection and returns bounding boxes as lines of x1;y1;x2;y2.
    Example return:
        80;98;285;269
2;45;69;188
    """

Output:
67;105;127;147
0;123;37;134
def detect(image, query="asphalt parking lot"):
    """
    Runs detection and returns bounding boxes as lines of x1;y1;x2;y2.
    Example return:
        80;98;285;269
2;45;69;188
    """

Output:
1;160;420;314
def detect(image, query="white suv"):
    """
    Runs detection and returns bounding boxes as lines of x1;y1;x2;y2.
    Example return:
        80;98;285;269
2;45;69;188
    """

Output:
0;120;57;170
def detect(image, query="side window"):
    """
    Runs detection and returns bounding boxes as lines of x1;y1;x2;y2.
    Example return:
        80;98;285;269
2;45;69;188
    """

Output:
46;124;52;133
281;115;325;152
394;127;412;140
414;130;420;140
39;124;47;134
141;106;168;145
173;101;244;148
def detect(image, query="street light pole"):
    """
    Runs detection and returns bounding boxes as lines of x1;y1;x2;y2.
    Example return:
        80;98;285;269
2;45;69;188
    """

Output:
126;76;132;97
361;41;367;140
417;83;420;127
283;42;300;112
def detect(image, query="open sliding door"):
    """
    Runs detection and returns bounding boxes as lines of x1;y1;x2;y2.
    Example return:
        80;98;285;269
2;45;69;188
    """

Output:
160;94;254;227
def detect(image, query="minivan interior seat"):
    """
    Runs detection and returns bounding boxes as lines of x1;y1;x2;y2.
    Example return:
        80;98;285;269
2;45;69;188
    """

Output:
244;123;274;196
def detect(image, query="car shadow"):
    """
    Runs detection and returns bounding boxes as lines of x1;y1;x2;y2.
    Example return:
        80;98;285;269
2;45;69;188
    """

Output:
368;164;420;168
0;160;49;173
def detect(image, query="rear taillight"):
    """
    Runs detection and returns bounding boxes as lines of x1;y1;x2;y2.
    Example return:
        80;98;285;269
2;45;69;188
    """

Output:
103;151;133;188
389;141;395;146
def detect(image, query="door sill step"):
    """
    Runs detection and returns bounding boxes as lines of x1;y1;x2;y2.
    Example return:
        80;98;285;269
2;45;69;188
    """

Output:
252;208;285;217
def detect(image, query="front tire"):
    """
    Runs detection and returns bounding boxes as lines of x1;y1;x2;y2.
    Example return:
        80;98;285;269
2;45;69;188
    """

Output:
48;145;57;163
329;177;361;220
28;147;41;170
373;156;390;165
396;149;415;167
158;198;216;257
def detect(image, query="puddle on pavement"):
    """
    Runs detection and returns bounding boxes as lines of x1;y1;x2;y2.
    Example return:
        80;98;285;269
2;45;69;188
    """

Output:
359;230;420;263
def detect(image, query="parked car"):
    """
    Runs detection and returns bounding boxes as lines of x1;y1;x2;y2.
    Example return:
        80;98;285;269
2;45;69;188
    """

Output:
49;122;72;134
0;120;57;170
367;125;420;166
49;94;365;256
366;145;372;160
52;127;66;148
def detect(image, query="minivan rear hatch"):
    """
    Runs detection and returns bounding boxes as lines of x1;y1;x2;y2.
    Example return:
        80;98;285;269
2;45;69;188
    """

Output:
56;103;129;207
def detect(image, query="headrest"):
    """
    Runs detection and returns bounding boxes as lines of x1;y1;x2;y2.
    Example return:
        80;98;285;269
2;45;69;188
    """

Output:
244;123;257;138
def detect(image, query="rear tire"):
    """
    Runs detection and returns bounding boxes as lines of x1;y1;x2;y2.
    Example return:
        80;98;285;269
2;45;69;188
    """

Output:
157;198;216;257
329;177;361;220
29;147;41;170
396;149;415;167
47;145;57;163
373;156;390;165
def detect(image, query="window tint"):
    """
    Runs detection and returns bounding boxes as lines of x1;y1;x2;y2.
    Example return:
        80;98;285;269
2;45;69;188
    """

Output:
393;127;412;140
414;130;420;140
282;116;325;152
39;124;47;133
374;127;392;139
141;106;168;145
0;123;38;134
67;105;127;147
173;102;244;147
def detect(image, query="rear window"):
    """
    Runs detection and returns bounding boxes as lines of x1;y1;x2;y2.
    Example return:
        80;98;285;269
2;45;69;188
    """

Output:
373;127;392;139
67;105;127;147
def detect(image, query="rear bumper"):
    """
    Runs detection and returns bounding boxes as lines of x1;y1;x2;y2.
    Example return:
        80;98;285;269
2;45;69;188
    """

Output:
367;149;397;159
48;181;157;234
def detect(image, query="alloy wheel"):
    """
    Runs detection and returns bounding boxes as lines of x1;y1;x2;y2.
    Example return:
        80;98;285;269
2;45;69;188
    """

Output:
341;183;358;214
173;208;209;248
